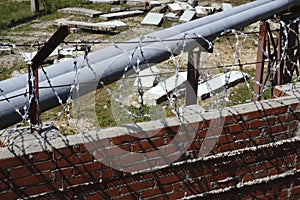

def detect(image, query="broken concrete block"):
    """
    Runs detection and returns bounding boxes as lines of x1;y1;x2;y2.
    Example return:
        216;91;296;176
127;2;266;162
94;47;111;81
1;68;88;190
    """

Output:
176;1;194;11
89;0;120;4
198;1;210;7
211;3;222;12
127;0;147;7
187;0;198;7
143;72;187;105
100;10;144;21
164;12;179;21
222;3;233;11
149;0;161;7
150;5;167;13
141;12;164;26
168;3;183;14
194;6;208;18
0;46;12;55
133;66;160;89
57;7;103;17
179;10;195;22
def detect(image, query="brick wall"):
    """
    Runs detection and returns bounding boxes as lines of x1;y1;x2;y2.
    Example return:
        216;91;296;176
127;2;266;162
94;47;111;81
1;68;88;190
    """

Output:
0;83;300;199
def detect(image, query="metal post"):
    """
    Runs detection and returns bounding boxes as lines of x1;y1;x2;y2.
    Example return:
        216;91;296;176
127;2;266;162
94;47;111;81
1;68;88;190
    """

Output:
253;22;268;101
29;26;70;133
186;50;200;105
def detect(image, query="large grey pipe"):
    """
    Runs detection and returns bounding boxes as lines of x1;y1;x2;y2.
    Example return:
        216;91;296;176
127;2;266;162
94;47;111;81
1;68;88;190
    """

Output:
0;0;299;129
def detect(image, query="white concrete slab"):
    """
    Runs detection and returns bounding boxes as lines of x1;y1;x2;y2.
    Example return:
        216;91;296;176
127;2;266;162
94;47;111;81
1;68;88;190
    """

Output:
179;10;195;22
133;66;160;88
197;71;249;98
56;20;128;32
89;0;120;4
194;6;208;18
144;72;187;105
100;10;144;20
176;1;194;10
164;12;179;21
222;3;233;11
141;12;164;26
57;7;103;17
149;1;161;7
168;3;183;13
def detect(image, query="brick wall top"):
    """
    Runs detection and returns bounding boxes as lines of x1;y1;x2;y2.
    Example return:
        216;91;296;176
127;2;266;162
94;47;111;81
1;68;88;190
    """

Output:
0;83;299;161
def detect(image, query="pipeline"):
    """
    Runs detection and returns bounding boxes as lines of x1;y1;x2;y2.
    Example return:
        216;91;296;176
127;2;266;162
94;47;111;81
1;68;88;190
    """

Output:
0;0;299;129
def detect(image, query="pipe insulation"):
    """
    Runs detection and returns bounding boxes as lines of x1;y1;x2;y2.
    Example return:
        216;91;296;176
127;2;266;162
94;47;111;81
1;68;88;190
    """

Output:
0;0;299;129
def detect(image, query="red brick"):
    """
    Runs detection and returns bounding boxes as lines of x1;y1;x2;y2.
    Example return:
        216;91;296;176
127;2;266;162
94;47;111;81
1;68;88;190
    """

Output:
73;162;103;175
249;119;268;129
23;184;52;196
34;160;55;172
264;106;288;116
0;181;10;191
164;191;184;199
141;187;167;198
104;187;121;197
0;191;19;199
10;166;31;179
101;168;114;179
13;172;51;188
291;186;300;195
246;111;262;120
54;168;73;180
112;135;138;145
86;192;110;200
53;147;73;159
79;152;95;163
1;156;28;169
226;124;244;133
158;174;181;185
31;151;51;162
121;181;153;193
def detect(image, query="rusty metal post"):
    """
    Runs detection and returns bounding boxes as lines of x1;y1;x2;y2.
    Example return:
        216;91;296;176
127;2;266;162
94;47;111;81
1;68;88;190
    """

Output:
186;50;200;105
253;22;268;101
29;26;70;133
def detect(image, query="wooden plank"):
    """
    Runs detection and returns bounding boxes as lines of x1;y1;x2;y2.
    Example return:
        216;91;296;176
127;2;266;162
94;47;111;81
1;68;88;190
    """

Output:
58;7;103;18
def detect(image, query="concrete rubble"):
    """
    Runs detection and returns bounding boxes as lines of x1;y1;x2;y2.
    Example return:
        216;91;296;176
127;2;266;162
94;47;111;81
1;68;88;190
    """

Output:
55;19;128;32
100;10;144;21
141;13;164;26
57;7;103;17
142;71;248;105
55;1;228;28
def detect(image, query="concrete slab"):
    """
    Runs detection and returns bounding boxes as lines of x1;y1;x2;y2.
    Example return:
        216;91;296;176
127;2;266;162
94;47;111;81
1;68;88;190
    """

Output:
149;0;161;7
197;71;249;99
56;20;128;32
141;12;164;26
100;10;144;20
133;66;160;89
89;0;120;4
127;0;147;6
194;6;208;18
168;3;183;14
179;10;195;22
57;7;103;17
143;72;187;105
150;5;167;13
222;3;233;11
164;12;179;21
176;1;194;10
211;2;222;12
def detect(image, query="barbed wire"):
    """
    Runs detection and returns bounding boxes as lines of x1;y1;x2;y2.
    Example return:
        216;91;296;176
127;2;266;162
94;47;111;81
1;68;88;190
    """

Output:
0;16;299;131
